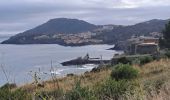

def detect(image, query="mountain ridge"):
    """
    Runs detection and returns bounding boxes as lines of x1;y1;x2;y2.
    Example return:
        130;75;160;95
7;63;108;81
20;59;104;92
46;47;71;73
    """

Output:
1;18;169;45
20;18;98;35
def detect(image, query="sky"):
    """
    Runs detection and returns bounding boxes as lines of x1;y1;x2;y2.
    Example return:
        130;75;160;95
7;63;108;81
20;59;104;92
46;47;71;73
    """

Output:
0;0;170;34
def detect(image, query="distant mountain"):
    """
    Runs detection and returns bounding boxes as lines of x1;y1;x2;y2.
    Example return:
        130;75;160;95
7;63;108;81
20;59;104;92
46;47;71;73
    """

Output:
1;18;169;45
2;18;98;44
25;18;97;35
0;34;13;43
95;19;168;44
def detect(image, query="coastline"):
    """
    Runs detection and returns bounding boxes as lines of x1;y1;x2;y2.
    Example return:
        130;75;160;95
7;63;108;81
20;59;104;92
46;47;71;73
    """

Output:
0;44;119;86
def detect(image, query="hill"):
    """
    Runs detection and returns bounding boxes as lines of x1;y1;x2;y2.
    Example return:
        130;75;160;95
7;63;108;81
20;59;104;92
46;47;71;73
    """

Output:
1;58;170;100
23;18;98;35
1;18;169;45
96;19;168;44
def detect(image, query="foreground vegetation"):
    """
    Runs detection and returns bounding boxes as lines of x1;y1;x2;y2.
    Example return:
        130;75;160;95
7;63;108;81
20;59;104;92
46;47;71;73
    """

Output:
1;57;170;100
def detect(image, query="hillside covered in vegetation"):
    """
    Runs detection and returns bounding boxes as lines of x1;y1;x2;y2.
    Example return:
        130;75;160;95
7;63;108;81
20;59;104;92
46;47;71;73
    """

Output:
2;18;168;45
1;55;170;100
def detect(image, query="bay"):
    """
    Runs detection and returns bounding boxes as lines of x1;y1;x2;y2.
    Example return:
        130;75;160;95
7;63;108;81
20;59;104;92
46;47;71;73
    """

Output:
0;35;123;86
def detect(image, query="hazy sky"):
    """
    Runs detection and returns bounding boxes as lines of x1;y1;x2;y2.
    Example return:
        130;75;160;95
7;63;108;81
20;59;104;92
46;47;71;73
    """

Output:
0;0;170;34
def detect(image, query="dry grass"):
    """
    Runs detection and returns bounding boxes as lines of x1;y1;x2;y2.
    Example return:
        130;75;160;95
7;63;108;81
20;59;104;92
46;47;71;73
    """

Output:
19;59;170;100
22;68;111;92
140;59;170;75
137;59;170;100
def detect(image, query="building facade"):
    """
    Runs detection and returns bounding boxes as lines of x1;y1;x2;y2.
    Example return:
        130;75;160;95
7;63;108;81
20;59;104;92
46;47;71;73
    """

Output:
126;36;159;55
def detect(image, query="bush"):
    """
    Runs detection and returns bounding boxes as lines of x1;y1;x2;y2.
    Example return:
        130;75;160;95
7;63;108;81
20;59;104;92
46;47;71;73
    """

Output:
95;79;137;100
165;50;170;58
0;83;17;89
65;80;96;100
131;58;141;65
139;56;153;65
11;89;31;100
0;88;31;100
116;57;132;65
37;89;64;100
111;64;138;80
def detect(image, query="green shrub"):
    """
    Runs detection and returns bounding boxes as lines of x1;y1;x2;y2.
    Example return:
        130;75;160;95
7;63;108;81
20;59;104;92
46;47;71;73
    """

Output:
139;56;153;65
116;57;132;65
111;64;138;80
40;89;64;100
65;80;96;100
165;50;170;58
0;83;17;90
11;89;31;100
95;79;136;100
0;88;31;100
0;86;10;100
131;58;141;65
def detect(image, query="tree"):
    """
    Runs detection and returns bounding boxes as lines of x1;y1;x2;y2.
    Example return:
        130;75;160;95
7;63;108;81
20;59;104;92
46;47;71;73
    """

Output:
160;21;170;48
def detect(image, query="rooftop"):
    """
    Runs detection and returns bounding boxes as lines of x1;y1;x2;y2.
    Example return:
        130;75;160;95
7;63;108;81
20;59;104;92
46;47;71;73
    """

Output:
138;43;158;46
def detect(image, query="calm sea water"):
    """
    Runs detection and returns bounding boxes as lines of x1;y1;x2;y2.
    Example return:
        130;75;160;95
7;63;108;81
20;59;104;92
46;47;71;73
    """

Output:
0;35;123;86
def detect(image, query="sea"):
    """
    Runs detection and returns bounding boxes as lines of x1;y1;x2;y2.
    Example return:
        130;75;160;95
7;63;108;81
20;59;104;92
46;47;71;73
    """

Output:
0;34;123;86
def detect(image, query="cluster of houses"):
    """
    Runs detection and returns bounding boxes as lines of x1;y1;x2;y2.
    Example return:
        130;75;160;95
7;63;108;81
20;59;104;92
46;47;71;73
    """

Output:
125;36;159;55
